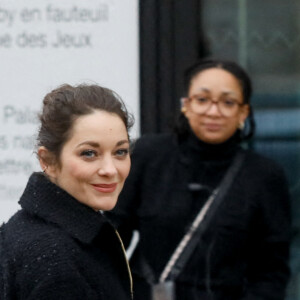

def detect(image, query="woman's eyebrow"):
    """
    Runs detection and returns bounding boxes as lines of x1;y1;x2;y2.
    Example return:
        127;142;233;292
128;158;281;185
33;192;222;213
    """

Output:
220;90;239;97
76;140;129;148
76;141;100;148
195;87;210;93
116;140;129;147
195;88;239;98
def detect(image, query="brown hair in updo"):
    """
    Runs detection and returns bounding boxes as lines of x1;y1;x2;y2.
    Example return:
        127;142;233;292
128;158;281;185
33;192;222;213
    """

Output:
37;84;134;165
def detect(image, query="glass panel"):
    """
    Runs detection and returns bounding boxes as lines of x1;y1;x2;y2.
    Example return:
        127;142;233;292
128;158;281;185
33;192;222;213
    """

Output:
201;1;300;298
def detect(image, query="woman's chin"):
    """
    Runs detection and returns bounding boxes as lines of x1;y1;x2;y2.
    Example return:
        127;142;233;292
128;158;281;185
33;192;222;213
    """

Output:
92;198;118;212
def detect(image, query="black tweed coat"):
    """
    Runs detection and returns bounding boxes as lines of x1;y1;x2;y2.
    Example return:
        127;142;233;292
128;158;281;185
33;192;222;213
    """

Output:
0;172;133;300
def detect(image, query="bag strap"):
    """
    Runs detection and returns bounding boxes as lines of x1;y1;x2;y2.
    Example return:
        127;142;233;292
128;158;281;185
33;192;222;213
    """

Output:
159;151;245;283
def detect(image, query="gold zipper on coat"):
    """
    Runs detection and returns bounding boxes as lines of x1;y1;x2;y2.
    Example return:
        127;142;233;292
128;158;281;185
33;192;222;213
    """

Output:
115;229;133;299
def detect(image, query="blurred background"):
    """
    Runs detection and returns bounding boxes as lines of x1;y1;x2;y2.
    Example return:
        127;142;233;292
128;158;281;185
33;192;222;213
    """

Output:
139;1;300;298
0;0;299;298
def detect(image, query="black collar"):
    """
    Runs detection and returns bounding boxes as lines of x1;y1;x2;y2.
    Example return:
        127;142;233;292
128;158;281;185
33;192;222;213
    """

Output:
179;129;241;165
19;172;108;244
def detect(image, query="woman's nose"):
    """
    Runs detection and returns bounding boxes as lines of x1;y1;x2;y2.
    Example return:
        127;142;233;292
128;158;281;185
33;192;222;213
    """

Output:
206;100;222;116
97;156;118;177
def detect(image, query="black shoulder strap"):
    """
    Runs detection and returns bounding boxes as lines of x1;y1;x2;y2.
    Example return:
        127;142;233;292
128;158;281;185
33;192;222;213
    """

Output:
159;151;246;282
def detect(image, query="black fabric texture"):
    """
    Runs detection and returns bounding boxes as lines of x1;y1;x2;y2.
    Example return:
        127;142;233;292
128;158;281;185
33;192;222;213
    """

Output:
0;172;132;300
107;130;291;300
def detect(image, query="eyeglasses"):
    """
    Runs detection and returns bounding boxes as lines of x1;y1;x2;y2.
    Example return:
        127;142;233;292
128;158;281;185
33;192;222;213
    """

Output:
183;93;244;117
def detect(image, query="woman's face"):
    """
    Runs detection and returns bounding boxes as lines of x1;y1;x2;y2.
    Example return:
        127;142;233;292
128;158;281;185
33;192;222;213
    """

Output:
43;110;131;211
182;68;249;144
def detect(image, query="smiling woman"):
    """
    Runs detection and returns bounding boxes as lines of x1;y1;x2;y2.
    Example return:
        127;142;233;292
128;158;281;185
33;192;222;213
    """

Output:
181;67;249;144
39;110;130;211
0;84;134;300
107;58;291;300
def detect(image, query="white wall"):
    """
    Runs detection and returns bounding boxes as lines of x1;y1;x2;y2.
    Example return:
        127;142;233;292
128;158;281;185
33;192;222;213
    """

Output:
0;0;139;222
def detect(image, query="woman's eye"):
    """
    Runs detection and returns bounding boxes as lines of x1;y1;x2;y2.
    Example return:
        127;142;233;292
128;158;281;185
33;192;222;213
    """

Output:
196;96;209;103
80;150;97;158
223;99;236;107
115;149;129;157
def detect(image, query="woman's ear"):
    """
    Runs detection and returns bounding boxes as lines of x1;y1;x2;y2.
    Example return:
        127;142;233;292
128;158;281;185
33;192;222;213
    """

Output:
37;146;58;178
239;104;250;124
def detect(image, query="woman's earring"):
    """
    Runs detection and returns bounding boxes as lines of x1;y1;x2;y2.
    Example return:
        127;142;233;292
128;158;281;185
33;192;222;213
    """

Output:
238;122;245;130
43;166;48;173
180;97;188;114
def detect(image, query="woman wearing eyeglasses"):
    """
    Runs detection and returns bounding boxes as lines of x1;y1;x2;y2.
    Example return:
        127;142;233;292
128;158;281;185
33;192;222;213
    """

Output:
107;58;291;300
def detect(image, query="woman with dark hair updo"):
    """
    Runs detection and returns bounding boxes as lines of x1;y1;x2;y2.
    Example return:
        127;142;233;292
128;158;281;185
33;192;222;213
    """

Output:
0;84;134;299
107;59;291;300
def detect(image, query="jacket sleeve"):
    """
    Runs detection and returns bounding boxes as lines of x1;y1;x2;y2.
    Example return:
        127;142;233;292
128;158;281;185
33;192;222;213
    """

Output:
25;269;99;300
0;233;99;300
242;162;291;300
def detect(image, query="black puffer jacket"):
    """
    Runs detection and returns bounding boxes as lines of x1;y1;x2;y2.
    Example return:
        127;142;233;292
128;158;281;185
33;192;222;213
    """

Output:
107;131;291;300
0;172;133;300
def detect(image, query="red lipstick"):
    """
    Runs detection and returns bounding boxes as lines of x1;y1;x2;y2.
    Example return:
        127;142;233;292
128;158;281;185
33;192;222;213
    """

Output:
92;183;117;193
